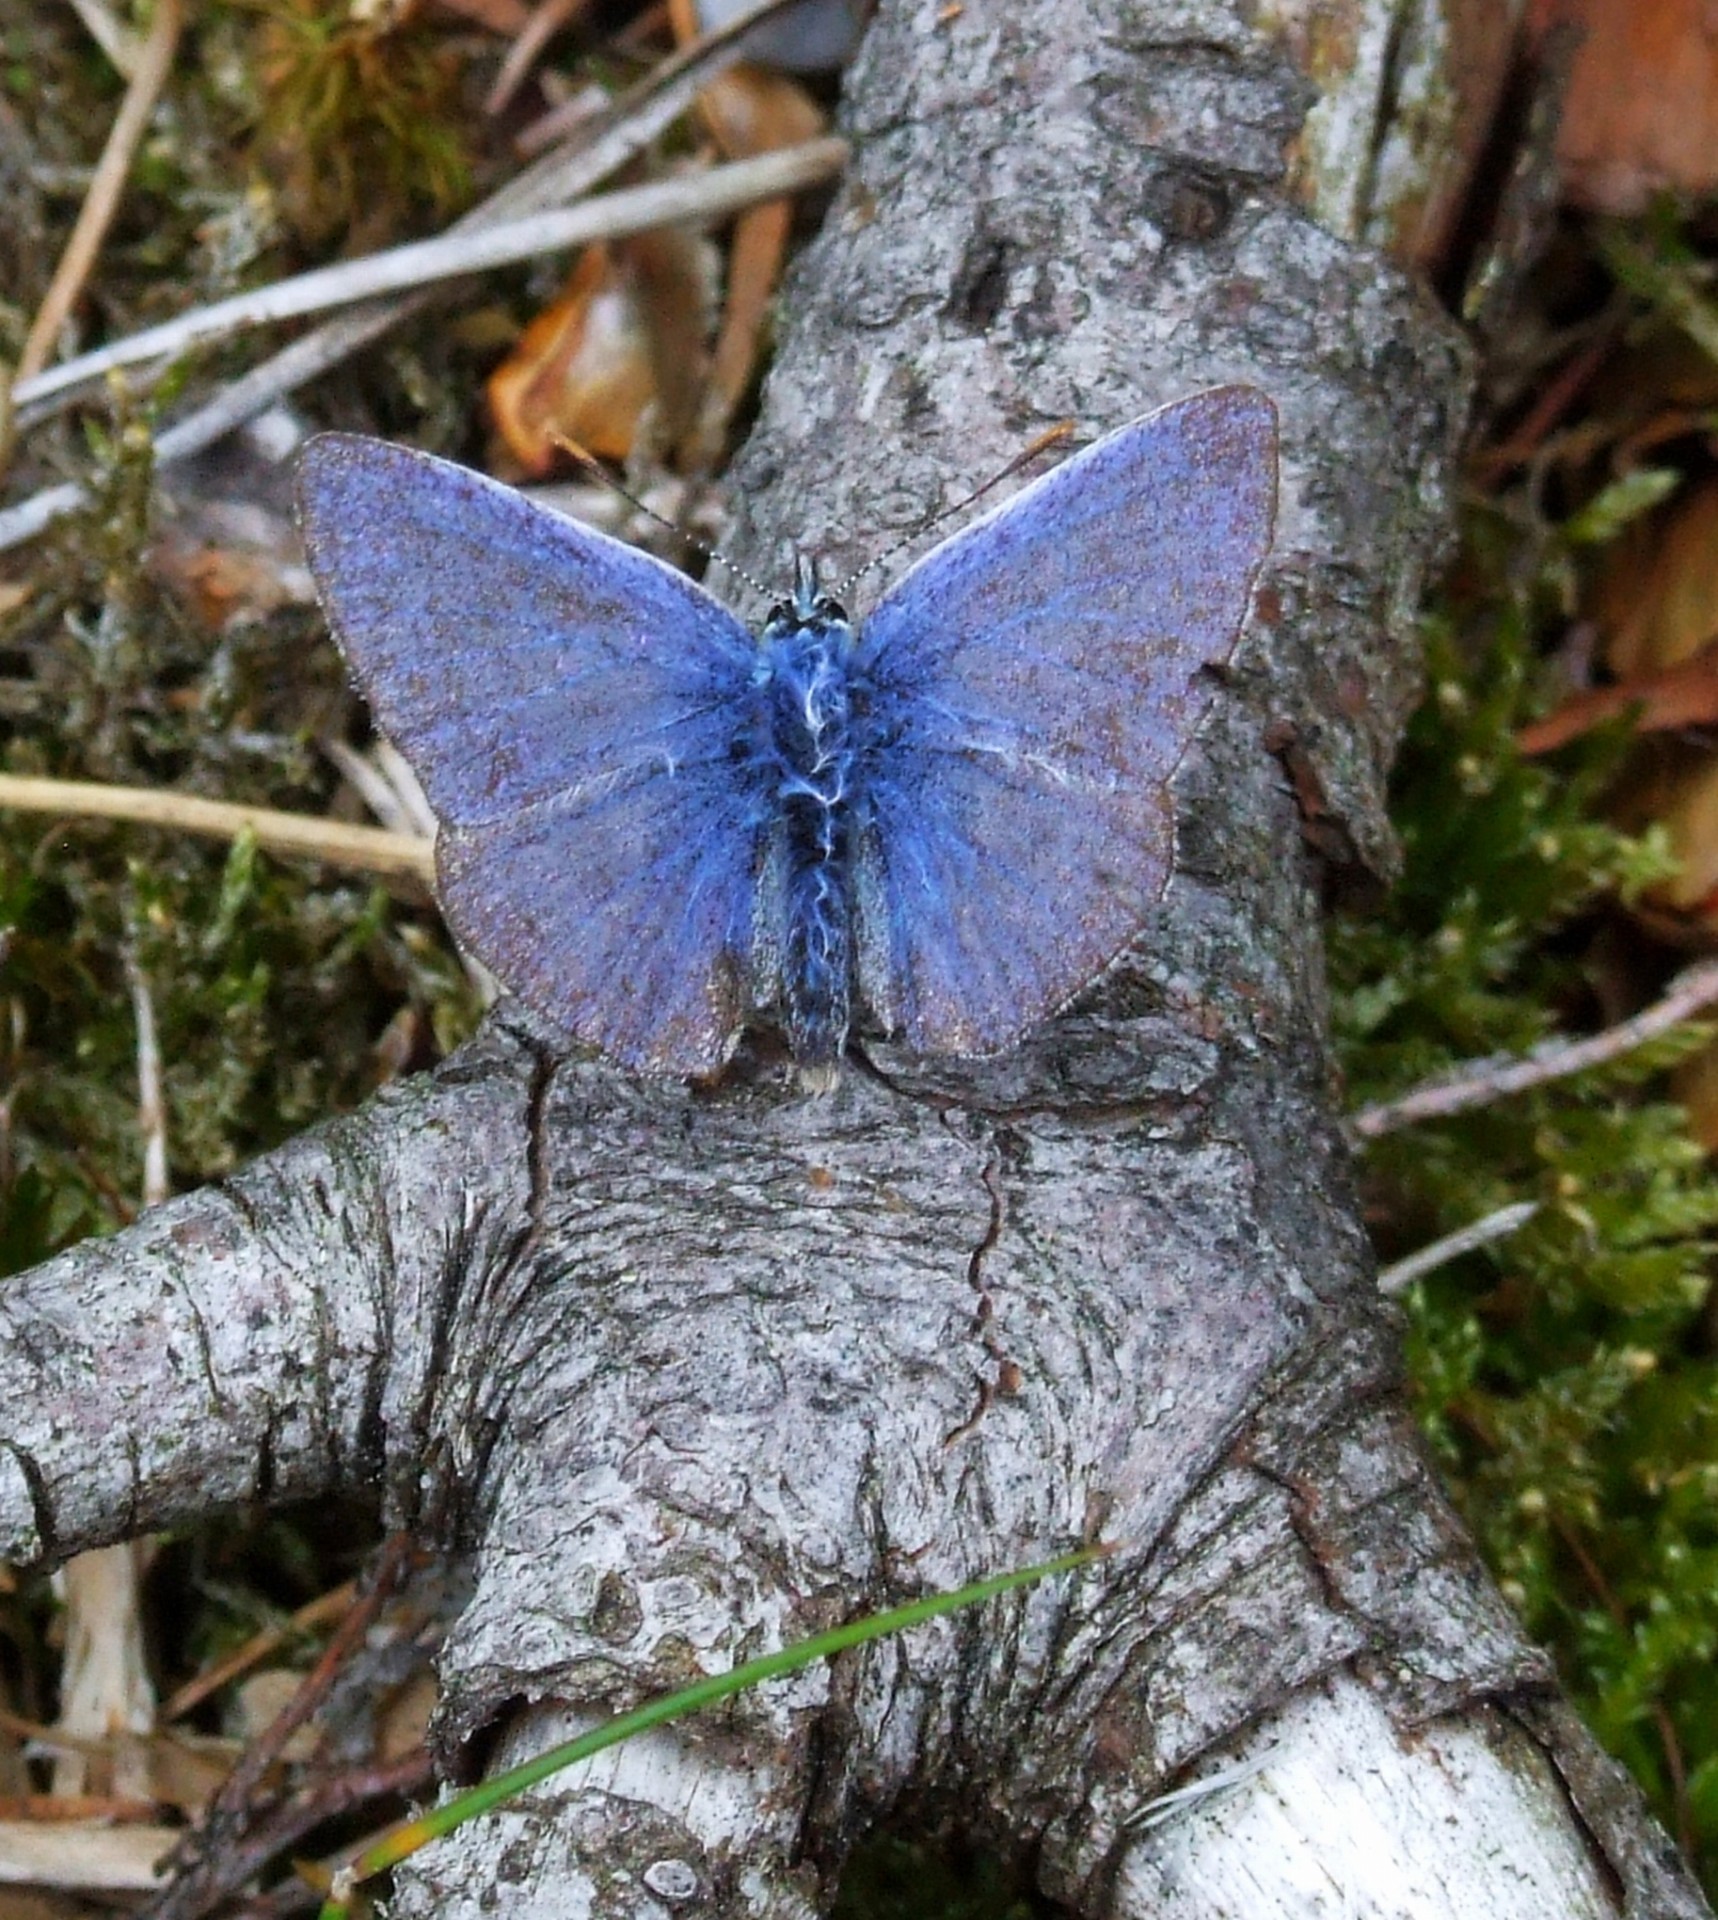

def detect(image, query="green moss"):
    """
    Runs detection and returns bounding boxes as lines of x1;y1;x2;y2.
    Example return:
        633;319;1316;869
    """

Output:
236;0;476;247
0;402;479;1250
1331;520;1718;1888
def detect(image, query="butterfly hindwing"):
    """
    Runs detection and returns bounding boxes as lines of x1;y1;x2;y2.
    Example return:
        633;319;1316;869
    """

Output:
851;386;1279;1055
297;434;766;1073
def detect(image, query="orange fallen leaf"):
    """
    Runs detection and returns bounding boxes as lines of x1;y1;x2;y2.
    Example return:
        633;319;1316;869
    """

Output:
487;231;713;473
498;6;834;475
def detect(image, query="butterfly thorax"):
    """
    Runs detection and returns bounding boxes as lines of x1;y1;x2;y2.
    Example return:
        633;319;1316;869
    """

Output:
756;575;864;1073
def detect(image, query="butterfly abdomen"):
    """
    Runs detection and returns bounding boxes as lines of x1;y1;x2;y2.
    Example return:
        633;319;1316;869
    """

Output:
758;609;864;1070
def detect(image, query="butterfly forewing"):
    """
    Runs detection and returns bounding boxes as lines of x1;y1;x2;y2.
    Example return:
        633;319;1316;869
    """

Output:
298;434;767;1073
852;386;1279;1055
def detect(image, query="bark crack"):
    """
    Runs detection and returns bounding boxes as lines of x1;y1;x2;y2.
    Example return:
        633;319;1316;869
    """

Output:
941;1116;1017;1446
1355;2;1414;241
1242;1451;1350;1621
520;1038;558;1249
3;1439;56;1565
161;1245;228;1417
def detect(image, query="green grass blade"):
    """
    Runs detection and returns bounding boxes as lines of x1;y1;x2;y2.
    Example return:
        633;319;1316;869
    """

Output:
317;1545;1099;1917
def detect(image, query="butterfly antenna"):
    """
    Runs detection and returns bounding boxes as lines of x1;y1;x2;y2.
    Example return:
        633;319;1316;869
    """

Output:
546;428;778;604
830;419;1077;602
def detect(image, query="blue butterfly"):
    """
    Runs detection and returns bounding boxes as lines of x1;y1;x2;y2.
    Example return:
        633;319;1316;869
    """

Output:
297;386;1278;1079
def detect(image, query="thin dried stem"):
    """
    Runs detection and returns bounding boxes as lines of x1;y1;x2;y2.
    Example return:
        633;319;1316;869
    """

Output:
0;774;435;882
1375;1201;1540;1295
161;1582;358;1724
12;0;184;387
141;1537;416;1920
182;1746;435;1920
124;950;169;1209
1349;957;1718;1139
65;0;141;77
13;141;845;413
485;0;592;116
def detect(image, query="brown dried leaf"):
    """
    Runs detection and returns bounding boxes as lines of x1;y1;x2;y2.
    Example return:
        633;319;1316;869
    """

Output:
487;232;713;473
490;244;656;469
1534;0;1718;212
1591;479;1718;679
1519;641;1718;754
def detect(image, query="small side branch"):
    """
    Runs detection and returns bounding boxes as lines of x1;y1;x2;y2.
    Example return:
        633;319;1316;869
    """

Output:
1376;1202;1540;1295
1349;958;1718;1140
9;0;184;390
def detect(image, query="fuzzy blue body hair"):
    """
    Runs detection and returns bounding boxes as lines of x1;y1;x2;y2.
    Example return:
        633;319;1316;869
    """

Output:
751;587;869;1071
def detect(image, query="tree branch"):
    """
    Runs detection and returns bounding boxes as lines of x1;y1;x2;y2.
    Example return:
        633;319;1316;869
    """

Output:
0;2;1707;1916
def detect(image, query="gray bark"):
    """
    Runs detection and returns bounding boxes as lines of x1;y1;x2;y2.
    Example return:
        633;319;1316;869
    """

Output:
0;1;1708;1915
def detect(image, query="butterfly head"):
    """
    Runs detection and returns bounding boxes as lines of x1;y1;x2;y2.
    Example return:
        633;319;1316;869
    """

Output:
764;552;849;638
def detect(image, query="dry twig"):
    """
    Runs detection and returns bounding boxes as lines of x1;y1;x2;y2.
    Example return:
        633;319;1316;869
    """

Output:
0;774;434;883
1349;957;1718;1139
11;0;184;389
64;0;142;78
1375;1202;1541;1295
125;950;169;1210
162;1583;359;1725
485;0;592;116
141;1537;416;1920
12;141;845;413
